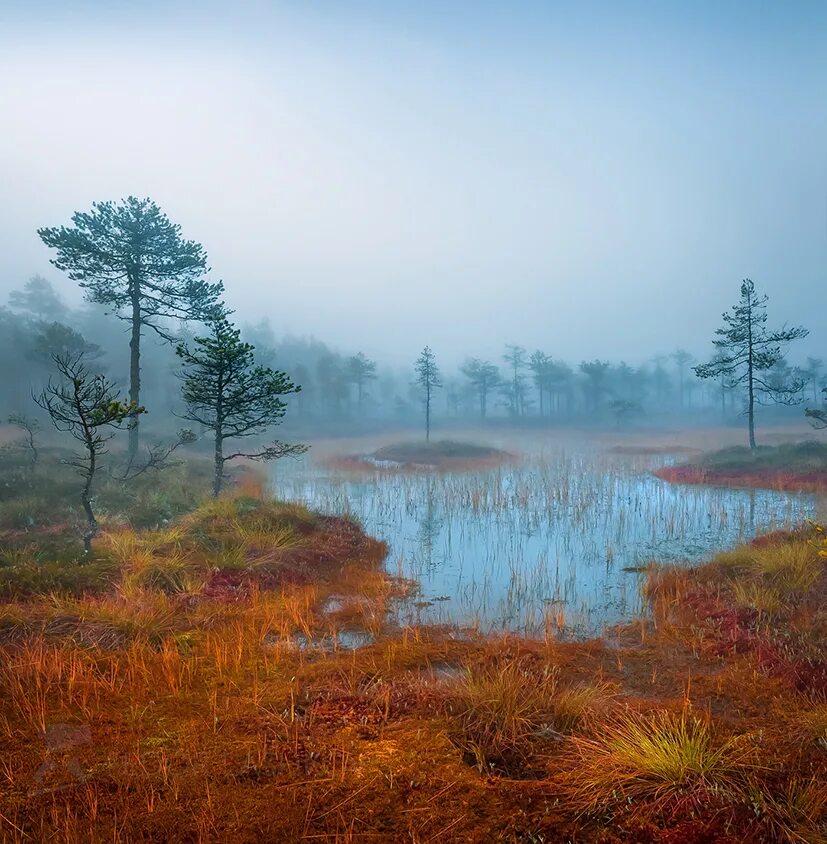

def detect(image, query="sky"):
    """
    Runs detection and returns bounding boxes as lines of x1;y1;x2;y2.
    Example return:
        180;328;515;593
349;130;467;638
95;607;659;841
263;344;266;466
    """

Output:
1;1;825;368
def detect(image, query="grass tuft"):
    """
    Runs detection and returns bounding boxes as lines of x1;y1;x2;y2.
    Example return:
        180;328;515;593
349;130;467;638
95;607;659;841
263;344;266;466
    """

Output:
566;710;755;812
447;657;605;771
717;542;824;614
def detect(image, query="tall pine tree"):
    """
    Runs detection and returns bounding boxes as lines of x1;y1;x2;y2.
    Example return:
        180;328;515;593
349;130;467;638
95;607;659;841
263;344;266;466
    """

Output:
694;279;807;449
415;346;441;442
38;197;223;463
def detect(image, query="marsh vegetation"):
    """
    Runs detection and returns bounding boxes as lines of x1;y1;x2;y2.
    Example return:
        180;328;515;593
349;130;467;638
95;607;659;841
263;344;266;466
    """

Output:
2;7;827;837
1;443;826;841
276;435;819;636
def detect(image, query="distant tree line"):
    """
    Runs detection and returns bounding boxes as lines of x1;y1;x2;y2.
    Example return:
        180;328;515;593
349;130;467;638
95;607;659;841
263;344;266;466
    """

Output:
3;220;825;460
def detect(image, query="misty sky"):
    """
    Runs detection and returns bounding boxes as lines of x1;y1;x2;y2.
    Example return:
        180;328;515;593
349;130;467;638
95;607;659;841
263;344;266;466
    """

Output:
1;1;825;367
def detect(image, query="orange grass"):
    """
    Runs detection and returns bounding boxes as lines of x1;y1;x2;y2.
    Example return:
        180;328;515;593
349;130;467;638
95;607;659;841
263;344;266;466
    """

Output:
0;483;826;841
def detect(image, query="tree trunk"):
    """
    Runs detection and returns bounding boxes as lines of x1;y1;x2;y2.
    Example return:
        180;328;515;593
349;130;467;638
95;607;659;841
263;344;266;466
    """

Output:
425;385;431;442
81;448;97;555
128;285;142;464
747;314;756;450
213;428;224;497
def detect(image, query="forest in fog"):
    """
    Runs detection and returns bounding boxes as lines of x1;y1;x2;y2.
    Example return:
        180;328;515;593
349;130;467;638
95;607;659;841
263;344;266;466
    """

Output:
3;268;823;440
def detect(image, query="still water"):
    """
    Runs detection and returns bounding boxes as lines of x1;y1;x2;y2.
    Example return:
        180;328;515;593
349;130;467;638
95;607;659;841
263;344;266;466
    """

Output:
271;446;818;637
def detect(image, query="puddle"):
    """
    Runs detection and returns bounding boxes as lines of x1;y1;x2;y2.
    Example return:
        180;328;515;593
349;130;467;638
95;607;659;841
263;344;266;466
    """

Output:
322;594;374;615
322;595;346;614
263;630;375;653
426;661;465;682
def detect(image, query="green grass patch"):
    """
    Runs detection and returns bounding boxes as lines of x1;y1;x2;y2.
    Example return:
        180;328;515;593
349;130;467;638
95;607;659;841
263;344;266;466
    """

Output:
374;440;506;464
700;441;827;472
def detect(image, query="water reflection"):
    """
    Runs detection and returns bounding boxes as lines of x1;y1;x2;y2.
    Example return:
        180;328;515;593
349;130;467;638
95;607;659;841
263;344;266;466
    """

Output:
271;448;818;637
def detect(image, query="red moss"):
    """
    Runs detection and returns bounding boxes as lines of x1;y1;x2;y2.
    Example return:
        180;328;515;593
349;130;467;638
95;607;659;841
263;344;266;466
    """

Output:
202;568;302;600
672;582;827;696
654;464;827;492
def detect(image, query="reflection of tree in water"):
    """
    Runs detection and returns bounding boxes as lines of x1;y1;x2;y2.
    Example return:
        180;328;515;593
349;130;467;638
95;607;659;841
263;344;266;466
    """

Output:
416;479;444;575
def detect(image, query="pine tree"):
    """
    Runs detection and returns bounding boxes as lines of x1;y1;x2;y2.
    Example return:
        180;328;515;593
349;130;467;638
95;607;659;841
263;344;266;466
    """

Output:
460;358;500;419
414;346;441;441
804;357;824;404
502;345;528;416
38;197;223;462
528;351;553;417
671;349;695;408
579;360;611;413
346;352;378;413
694;279;808;449
176;315;305;496
806;395;827;429
8;275;67;323
805;359;827;430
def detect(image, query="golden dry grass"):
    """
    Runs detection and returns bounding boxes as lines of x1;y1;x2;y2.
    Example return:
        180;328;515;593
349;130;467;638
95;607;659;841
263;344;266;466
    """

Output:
0;478;826;841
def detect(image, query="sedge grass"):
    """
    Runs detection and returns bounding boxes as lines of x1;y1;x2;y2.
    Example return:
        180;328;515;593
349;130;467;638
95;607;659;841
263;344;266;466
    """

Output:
448;657;606;770
566;710;757;811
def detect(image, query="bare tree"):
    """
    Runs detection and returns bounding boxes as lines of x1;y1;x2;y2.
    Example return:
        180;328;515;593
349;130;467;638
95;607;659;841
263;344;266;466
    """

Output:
7;413;40;471
35;353;143;553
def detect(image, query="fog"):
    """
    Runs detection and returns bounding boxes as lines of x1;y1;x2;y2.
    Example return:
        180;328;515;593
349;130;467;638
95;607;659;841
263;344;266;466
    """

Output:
5;9;827;830
1;1;825;368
